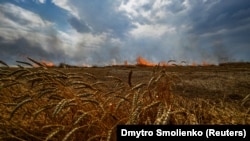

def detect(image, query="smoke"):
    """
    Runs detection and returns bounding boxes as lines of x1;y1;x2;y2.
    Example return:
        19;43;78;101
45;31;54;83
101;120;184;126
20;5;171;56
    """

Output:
0;36;65;65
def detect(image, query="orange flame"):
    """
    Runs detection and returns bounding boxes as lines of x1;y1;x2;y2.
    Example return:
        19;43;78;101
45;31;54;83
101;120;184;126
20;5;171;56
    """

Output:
201;61;212;66
41;60;54;67
191;61;197;66
136;56;156;66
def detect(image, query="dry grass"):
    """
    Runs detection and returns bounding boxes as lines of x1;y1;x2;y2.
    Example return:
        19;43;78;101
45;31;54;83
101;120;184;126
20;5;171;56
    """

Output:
0;59;249;140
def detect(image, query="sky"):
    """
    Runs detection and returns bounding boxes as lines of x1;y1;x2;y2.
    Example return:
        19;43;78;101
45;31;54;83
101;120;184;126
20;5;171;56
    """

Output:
0;0;250;66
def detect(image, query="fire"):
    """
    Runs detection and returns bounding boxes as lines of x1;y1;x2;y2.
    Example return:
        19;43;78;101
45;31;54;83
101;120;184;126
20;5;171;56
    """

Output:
191;61;197;66
201;61;212;66
136;56;156;66
41;60;54;67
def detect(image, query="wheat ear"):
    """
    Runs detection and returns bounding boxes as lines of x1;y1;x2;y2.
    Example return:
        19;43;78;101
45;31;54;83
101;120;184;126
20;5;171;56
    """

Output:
0;60;9;67
27;57;45;67
45;127;64;141
16;60;33;67
62;126;86;141
9;98;32;120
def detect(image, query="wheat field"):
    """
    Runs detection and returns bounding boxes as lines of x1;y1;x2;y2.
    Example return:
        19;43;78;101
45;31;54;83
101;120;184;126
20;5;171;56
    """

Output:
0;59;249;140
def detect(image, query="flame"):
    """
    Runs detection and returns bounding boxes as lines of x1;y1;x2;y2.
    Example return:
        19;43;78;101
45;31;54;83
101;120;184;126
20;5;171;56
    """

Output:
191;61;197;66
41;60;54;67
201;61;212;66
123;58;215;67
136;56;156;66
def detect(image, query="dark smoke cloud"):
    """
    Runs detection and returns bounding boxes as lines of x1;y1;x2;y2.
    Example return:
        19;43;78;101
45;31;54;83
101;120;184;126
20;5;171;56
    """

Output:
187;0;250;34
178;0;250;63
0;37;66;66
68;17;91;33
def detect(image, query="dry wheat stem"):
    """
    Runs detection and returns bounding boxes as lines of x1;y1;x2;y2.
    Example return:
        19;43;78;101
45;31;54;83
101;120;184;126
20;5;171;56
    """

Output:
87;135;103;141
45;127;63;141
128;70;133;87
0;60;9;67
9;97;32;121
16;61;33;67
27;57;45;68
62;126;86;141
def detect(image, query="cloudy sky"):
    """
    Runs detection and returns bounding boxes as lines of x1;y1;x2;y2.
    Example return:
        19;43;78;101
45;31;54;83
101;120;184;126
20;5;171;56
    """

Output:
0;0;250;66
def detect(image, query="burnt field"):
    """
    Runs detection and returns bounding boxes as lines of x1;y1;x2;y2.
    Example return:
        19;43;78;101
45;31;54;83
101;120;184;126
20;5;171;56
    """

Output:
62;63;250;103
0;62;250;140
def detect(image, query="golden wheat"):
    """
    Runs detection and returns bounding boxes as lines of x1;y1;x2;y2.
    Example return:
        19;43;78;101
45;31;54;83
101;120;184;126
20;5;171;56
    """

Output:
9;97;32;121
0;59;249;140
62;126;86;141
45;127;63;141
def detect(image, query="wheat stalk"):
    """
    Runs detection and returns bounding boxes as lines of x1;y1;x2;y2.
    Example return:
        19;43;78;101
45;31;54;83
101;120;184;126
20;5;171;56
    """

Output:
83;72;97;80
3;82;21;88
147;76;155;89
1;102;17;106
81;99;105;112
14;126;43;141
48;94;64;101
62;126;86;141
132;91;139;112
131;83;146;91
32;103;57;119
114;93;132;113
145;117;152;125
73;112;89;126
9;97;32;120
53;99;76;118
143;101;161;111
76;93;94;98
45;127;64;141
128;70;133;87
241;94;250;106
0;78;15;82
27;57;45;68
91;81;108;87
28;77;44;87
7;69;29;77
16;61;33;67
154;106;171;125
14;71;32;80
114;95;130;102
106;128;113;141
0;60;9;67
17;64;24;68
6;133;26;141
52;99;67;118
128;105;142;124
37;89;55;98
71;81;95;90
42;124;65;130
